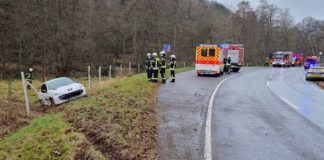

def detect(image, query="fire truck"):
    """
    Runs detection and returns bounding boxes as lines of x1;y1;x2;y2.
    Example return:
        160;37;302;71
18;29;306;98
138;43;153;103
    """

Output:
292;53;304;67
221;44;245;72
195;44;224;76
271;51;293;67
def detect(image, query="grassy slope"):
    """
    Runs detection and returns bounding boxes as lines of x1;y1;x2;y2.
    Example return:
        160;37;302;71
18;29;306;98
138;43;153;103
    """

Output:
0;68;193;159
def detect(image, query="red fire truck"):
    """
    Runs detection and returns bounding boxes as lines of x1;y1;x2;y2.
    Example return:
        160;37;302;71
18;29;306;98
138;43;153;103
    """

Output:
221;44;245;72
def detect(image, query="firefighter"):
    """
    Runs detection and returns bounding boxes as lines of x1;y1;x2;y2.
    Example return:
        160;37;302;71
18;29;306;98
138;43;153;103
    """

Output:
151;52;160;82
265;57;270;66
227;56;232;74
145;53;152;81
228;56;232;65
160;51;167;84
169;55;176;83
223;57;229;73
149;53;155;81
26;68;33;89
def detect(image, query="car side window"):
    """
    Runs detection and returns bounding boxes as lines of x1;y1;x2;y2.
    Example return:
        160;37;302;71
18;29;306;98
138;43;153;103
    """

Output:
41;84;47;93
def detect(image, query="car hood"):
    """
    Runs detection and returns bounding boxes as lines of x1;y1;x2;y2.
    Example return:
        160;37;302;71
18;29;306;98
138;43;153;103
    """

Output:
307;71;324;74
49;83;84;94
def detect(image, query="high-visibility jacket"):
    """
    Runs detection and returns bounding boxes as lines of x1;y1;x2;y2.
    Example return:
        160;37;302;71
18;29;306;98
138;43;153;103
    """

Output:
145;57;151;69
161;57;166;68
25;72;33;79
169;60;176;71
149;57;155;69
153;57;160;70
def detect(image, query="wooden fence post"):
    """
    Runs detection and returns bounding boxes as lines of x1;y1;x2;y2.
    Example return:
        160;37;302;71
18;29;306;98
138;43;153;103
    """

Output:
88;66;91;90
21;72;30;113
98;66;102;84
8;80;12;114
109;65;112;80
128;62;131;76
120;64;123;76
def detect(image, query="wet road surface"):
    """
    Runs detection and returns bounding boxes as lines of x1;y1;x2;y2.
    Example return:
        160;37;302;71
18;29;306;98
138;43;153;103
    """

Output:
212;67;324;160
157;68;248;159
158;67;324;160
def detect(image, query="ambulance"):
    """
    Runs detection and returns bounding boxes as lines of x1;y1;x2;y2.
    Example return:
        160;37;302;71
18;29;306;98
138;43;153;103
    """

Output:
195;44;224;76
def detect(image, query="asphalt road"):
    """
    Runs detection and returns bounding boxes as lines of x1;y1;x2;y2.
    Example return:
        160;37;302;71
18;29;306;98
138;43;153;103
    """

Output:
158;67;324;160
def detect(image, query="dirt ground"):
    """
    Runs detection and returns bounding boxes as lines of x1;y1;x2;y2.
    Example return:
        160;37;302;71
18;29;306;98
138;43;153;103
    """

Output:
0;99;64;138
0;102;38;138
316;81;324;89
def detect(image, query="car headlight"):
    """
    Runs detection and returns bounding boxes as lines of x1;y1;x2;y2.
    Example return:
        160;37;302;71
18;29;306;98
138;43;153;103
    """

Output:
78;84;85;90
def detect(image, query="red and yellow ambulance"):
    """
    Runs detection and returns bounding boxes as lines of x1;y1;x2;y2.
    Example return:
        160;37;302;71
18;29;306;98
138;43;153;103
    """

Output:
195;44;224;76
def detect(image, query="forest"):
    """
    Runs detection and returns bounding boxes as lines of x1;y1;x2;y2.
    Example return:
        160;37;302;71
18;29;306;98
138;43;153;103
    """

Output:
1;0;324;78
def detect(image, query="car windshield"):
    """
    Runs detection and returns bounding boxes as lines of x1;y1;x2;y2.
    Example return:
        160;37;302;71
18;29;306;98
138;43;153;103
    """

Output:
273;54;284;59
309;68;324;73
46;77;75;90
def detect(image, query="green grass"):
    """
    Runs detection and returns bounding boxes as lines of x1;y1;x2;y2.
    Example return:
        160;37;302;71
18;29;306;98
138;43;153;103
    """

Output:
0;114;77;159
0;79;42;106
65;73;159;159
0;67;193;159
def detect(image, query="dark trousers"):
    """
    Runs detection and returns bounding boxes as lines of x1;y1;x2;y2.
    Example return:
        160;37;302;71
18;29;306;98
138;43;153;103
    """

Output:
27;79;32;89
146;68;152;80
170;70;175;82
152;69;159;82
160;68;166;83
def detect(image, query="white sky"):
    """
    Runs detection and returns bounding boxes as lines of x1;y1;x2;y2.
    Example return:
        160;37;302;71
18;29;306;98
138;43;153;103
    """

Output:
214;0;324;22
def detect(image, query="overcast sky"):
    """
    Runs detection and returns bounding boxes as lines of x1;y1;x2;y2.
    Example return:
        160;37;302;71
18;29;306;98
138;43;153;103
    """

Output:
215;0;324;22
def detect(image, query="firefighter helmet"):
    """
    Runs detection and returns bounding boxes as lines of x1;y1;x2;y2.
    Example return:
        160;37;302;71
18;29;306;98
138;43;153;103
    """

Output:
170;55;176;59
160;51;166;56
147;53;151;57
152;52;158;57
29;68;33;72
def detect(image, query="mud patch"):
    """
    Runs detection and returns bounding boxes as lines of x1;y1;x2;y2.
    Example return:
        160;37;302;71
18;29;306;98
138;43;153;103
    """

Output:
0;102;38;138
0;100;66;138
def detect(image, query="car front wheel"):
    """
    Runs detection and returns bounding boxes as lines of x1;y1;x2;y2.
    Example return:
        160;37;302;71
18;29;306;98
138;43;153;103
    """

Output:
49;98;56;107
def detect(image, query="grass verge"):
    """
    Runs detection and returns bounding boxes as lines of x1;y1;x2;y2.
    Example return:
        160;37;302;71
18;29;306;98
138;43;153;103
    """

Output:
0;67;193;159
315;81;324;89
0;114;105;160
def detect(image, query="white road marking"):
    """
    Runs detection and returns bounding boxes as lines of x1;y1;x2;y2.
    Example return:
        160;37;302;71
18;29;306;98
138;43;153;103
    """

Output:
204;75;237;160
280;97;299;111
266;81;270;87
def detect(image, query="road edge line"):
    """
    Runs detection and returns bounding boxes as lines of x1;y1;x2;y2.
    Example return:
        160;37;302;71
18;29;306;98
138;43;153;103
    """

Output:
280;96;299;111
204;75;237;160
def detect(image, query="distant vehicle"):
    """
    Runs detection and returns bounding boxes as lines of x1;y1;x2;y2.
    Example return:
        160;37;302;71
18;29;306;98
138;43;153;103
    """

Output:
271;51;293;67
305;66;324;81
304;56;318;70
195;44;224;76
39;77;87;106
292;53;304;67
222;44;244;72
